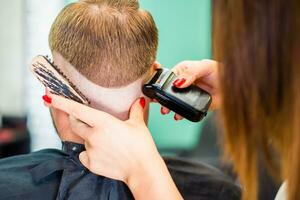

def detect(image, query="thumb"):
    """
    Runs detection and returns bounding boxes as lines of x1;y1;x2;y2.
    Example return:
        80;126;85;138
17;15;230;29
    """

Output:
129;97;145;122
79;151;90;169
172;60;214;89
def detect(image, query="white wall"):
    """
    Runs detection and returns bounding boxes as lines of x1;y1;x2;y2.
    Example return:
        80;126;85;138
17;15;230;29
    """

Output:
25;0;64;151
0;0;24;116
0;0;65;151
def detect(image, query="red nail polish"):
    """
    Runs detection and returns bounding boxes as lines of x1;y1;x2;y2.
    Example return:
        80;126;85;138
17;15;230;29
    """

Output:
174;115;179;121
42;95;52;104
161;107;166;115
139;97;146;109
173;79;180;86
176;78;186;87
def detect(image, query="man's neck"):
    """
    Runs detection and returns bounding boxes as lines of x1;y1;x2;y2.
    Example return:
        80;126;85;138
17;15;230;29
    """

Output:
59;130;84;144
58;105;149;145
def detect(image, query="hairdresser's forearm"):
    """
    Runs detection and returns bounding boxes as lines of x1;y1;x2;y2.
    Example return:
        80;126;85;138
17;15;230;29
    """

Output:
127;154;183;200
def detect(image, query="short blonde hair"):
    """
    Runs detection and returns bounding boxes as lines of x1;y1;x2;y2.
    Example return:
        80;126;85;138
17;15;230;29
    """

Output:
49;0;158;87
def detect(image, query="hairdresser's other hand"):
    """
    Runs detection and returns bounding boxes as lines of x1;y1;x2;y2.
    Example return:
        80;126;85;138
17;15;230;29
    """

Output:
160;59;220;121
44;94;182;200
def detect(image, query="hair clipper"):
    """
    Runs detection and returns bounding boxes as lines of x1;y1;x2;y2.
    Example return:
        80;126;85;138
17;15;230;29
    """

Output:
142;68;212;122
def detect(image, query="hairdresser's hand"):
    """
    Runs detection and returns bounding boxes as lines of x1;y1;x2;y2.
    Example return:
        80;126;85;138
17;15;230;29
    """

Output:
160;59;220;121
44;94;182;200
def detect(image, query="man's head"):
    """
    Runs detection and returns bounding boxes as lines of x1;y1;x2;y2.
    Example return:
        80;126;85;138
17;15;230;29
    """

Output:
49;0;158;87
48;0;158;142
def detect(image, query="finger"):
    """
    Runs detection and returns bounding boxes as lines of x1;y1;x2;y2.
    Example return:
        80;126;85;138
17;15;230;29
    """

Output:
150;99;158;103
172;61;197;88
172;60;214;78
209;95;221;110
174;114;184;121
153;61;162;69
195;82;213;94
129;97;145;122
45;87;49;95
43;89;51;107
43;100;51;107
69;115;91;140
79;151;90;168
173;75;197;89
172;60;216;88
47;93;113;127
160;106;170;115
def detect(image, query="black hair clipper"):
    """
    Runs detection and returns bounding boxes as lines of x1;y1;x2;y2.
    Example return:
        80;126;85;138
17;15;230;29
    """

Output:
143;68;212;122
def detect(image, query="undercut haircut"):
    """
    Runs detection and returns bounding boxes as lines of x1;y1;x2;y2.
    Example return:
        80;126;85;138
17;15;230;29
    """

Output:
49;0;158;88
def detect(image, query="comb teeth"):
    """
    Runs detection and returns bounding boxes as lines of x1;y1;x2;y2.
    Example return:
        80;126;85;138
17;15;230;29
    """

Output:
45;55;51;62
43;55;90;105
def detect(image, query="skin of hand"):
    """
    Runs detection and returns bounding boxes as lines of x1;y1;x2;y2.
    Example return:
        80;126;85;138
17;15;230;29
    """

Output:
44;94;183;200
160;59;220;121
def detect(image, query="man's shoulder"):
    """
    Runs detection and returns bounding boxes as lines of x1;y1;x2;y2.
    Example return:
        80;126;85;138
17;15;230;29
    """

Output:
0;149;65;200
0;148;66;170
164;157;241;200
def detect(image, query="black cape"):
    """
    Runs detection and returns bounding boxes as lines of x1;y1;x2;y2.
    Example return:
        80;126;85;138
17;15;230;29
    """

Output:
0;142;241;200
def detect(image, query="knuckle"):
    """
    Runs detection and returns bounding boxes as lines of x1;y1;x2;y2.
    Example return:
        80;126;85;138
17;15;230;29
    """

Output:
176;61;192;74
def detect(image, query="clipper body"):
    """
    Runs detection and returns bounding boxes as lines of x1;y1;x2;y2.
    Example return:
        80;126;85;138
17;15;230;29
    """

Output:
143;68;211;122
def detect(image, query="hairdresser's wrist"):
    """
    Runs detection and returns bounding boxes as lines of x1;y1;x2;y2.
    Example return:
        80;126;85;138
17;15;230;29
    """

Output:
127;153;183;200
126;151;163;197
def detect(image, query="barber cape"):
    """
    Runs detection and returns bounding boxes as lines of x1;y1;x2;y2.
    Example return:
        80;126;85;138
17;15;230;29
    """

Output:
0;142;241;200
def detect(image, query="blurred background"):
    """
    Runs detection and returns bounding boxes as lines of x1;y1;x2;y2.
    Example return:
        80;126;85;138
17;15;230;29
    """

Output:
0;1;279;199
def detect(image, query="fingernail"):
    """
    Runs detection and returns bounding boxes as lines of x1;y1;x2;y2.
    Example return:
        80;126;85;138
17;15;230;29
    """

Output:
174;115;179;121
42;95;52;104
161;107;166;115
139;97;146;109
173;79;181;86
173;78;186;87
